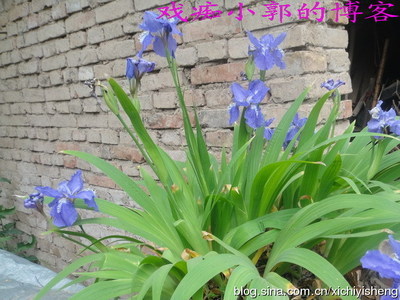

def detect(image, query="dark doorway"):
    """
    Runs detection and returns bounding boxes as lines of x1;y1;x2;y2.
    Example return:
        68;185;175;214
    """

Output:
347;2;400;130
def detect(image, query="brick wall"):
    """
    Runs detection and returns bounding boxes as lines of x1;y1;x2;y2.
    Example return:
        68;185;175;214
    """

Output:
0;0;353;271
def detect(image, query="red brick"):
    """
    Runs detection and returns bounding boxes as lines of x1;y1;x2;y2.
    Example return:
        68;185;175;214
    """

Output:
55;142;80;152
184;89;205;107
191;62;245;85
205;130;233;147
145;112;183;129
339;100;352;119
86;174;116;189
111;146;144;163
182;16;241;43
63;156;77;168
205;88;231;108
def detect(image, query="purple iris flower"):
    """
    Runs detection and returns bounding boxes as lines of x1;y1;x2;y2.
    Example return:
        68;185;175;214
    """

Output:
321;79;345;91
126;58;155;80
264;118;275;140
138;11;182;58
247;31;286;70
245;105;265;129
229;80;270;128
367;100;400;138
283;113;307;149
361;235;400;300
24;192;44;210
36;170;97;227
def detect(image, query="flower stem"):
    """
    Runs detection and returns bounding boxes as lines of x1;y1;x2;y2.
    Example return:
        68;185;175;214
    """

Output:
260;70;266;81
61;233;99;253
165;50;210;196
116;114;154;170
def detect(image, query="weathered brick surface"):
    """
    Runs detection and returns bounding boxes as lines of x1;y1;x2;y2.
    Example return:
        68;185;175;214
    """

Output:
18;60;39;75
69;31;87;49
133;0;170;11
52;2;67;20
153;91;177;109
0;0;353;272
326;49;351;72
9;3;29;21
182;16;241;43
98;39;135;61
42;55;66;71
95;0;134;24
111;146;144;162
66;48;98;67
175;47;197;66
197;40;227;61
65;11;96;33
37;22;66;42
87;26;105;44
191;62;245;85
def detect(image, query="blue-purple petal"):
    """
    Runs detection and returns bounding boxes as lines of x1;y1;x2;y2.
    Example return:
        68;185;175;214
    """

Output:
168;19;182;35
245;105;265;129
35;186;63;199
74;190;98;211
260;34;273;46
386;109;397;121
231;83;250;106
24;192;44;209
247;31;261;49
229;103;240;124
153;37;166;57
367;119;383;134
24;198;37;209
126;58;135;79
138;33;154;58
273;49;286;69
264;117;275;127
285;126;298;144
167;34;177;58
67;170;84;195
264;127;274;140
390;121;400;136
321;79;345;91
361;250;400;280
254;51;273;71
140;11;164;33
126;58;155;79
247;31;286;71
248;80;269;104
297;117;307;128
138;12;181;59
50;199;78;227
271;32;287;48
138;59;155;74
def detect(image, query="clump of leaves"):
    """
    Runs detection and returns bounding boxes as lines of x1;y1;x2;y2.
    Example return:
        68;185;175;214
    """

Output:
0;177;38;262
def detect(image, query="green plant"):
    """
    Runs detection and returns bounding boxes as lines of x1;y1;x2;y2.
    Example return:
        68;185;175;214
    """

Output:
0;177;38;262
31;12;400;300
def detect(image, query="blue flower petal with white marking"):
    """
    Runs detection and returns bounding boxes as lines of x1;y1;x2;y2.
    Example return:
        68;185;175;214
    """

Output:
321;79;345;91
228;80;269;127
24;192;44;210
126;58;155;80
283;113;307;149
264;118;275;140
361;235;400;299
138;11;182;58
50;198;78;228
247;31;286;70
367;101;400;138
36;170;97;227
